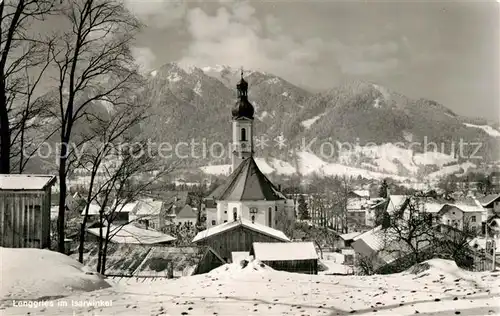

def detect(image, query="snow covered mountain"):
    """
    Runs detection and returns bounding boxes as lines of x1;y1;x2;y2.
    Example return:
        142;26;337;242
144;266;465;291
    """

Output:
138;62;499;180
27;62;500;181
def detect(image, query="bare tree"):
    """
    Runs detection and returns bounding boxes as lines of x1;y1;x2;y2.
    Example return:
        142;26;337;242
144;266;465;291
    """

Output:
93;143;174;274
437;219;478;269
49;0;141;252
0;0;57;173
355;252;378;275
76;84;147;263
383;196;437;264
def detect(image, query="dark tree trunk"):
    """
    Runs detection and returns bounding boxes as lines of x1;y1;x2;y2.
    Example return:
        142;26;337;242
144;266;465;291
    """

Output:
78;222;86;263
101;225;111;275
96;212;104;273
0;86;10;174
58;153;68;253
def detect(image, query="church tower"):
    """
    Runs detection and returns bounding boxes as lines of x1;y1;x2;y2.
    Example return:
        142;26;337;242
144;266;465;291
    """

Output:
231;71;254;172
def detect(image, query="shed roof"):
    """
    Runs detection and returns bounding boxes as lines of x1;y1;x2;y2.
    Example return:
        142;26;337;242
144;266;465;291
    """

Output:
351;226;400;265
339;232;362;241
86;224;176;244
350;190;370;198
192;218;290;243
210;157;285;201
176;205;197;218
250;242;318;261
0;174;56;191
478;193;500;208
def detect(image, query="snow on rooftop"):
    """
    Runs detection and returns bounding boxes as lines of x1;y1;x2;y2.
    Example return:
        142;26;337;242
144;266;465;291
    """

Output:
0;174;56;191
387;195;409;214
86;224;176;245
339;232;362;241
134;200;163;216
352;190;370;198
1;247;110;302
251;242;318;261
192;219;290;243
80;202;102;215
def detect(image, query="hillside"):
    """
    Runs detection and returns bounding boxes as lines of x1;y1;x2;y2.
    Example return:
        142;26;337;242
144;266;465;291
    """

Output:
24;62;500;181
141;63;499;179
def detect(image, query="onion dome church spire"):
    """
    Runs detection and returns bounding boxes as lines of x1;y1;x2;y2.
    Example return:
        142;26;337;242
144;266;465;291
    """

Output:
231;68;254;120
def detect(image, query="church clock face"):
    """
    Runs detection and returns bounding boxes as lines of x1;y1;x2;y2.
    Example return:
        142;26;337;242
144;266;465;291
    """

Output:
241;142;247;149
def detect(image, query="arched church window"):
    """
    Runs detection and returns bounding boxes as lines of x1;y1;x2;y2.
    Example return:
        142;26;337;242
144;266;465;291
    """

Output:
268;208;272;226
241;128;246;141
251;215;255;223
233;211;237;221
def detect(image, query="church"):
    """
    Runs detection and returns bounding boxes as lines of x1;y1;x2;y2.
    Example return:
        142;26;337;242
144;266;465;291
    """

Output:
207;72;295;231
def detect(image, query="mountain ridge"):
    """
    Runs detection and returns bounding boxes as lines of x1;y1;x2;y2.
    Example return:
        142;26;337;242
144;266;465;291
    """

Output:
23;62;500;182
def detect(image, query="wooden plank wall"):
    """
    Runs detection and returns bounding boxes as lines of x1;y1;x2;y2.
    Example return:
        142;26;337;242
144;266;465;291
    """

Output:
262;259;318;275
196;226;285;260
0;191;49;248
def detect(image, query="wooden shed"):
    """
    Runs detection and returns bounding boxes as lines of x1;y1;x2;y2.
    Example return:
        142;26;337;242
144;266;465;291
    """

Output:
192;247;226;275
0;174;56;248
192;218;290;261
249;241;319;275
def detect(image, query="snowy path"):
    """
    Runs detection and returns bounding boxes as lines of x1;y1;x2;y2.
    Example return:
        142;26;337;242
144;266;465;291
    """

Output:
1;260;499;316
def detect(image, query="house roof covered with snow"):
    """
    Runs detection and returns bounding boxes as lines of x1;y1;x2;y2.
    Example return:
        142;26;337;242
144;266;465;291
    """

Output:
349;190;370;198
0;174;56;191
351;226;400;265
109;201;138;214
86;224;176;244
192;218;290;243
250;242;318;261
176;204;197;218
478;193;500;208
210;157;285;201
386;195;410;214
80;203;102;216
339;232;362;241
134;200;164;216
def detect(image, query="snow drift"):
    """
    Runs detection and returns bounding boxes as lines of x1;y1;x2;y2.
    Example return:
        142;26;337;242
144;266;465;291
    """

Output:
0;247;110;302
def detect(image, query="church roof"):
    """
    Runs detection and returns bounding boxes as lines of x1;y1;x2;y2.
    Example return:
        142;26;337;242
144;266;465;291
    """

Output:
210;157;285;201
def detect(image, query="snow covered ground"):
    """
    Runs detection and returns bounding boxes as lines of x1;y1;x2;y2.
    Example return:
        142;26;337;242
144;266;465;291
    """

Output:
0;248;110;305
1;256;499;316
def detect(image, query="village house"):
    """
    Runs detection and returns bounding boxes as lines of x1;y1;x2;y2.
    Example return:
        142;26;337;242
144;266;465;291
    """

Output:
207;74;294;231
204;198;218;228
249;242;319;275
489;171;500;193
130;199;167;230
173;204;198;225
50;192;82;220
81;201;136;225
478;193;500;219
419;198;483;232
0;174;56;248
192;218;290;262
338;231;362;249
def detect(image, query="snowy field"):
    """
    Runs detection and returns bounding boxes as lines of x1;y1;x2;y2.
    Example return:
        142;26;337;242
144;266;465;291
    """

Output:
1;249;499;316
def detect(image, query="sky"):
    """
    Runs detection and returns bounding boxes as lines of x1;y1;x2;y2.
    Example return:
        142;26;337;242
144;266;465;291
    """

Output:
125;0;499;121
